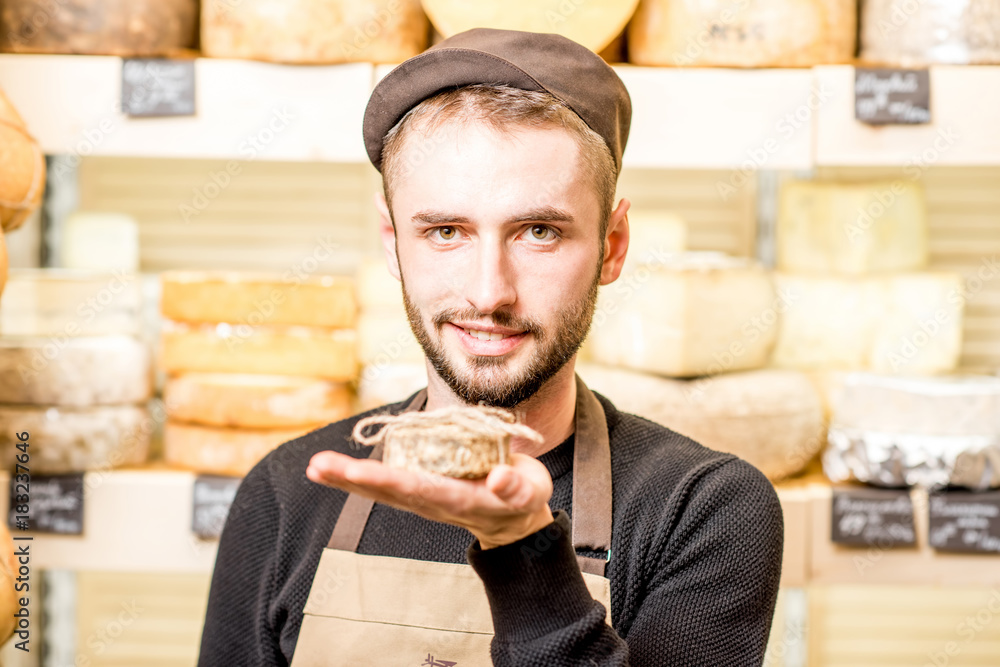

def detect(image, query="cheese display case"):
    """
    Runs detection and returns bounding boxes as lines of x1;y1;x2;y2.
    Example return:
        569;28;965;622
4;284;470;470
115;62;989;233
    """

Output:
0;3;999;665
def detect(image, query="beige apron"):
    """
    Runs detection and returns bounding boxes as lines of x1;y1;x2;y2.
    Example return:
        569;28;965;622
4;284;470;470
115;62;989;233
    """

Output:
290;375;613;666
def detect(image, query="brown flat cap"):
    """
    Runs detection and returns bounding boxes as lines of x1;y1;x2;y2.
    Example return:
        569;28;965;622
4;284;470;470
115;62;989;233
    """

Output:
363;27;632;173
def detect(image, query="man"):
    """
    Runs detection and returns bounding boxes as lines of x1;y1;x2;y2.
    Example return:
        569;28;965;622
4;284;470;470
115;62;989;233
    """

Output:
199;28;783;666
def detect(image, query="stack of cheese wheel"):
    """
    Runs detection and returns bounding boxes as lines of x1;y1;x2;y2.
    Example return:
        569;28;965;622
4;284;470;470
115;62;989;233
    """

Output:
355;259;427;411
860;0;1000;66
0;0;197;55
0;88;45;240
160;272;358;476
627;0;856;67
201;0;429;64
0;270;153;473
578;363;825;481
771;180;964;376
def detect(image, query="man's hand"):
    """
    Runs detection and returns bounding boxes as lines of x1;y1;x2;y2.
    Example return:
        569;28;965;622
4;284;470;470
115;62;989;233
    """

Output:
306;450;555;549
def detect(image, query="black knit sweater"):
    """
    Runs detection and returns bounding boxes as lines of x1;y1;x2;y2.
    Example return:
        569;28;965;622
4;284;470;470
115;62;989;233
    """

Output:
197;390;783;666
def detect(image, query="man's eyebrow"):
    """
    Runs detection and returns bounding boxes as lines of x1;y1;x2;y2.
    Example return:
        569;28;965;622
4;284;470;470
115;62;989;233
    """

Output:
411;207;575;225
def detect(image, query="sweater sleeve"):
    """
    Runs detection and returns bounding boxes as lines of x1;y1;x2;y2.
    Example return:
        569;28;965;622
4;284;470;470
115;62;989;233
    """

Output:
466;458;783;666
198;461;286;667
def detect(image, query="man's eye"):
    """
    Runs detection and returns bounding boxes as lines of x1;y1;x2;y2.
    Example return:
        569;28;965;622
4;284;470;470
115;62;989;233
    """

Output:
436;227;457;240
530;225;553;240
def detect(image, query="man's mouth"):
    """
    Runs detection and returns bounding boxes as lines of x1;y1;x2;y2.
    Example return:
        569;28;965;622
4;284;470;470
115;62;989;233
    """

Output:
447;322;529;356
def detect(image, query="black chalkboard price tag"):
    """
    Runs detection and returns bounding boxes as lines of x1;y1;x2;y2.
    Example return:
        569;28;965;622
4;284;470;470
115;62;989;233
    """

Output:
8;473;84;535
121;58;196;117
928;490;1000;554
831;486;916;547
192;475;242;540
855;68;931;125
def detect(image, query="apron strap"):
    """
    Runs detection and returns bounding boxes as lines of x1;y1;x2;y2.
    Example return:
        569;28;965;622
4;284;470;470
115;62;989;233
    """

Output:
326;377;613;577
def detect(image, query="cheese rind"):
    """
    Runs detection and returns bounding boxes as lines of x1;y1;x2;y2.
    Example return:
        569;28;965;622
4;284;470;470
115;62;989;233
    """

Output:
0;404;151;473
0;335;152;406
628;0;856;67
161;322;357;380
578;363;825;481
588;253;778;377
164;373;352;428
163;421;313;476
772;272;964;373
777;180;928;274
160;271;357;328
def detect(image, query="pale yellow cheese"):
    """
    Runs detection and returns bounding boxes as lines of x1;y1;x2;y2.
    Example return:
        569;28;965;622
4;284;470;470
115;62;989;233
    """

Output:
160;271;357;328
578;363;825;481
622;210;687;276
629;0;856;67
777;180;928;274
163;421;313;476
772;272;964;373
0;268;142;336
160;322;357;380
0;404;151;474
164;373;352;429
588;253;778;377
861;0;1000;66
0;335;152;406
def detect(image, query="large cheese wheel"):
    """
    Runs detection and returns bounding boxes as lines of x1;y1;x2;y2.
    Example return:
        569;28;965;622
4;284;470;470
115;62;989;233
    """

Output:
160;321;358;380
163;421;313;476
622;210;686;275
357;362;427;411
772;272;964;373
628;0;856;67
0;269;142;337
0;89;44;233
588;253;777;377
422;0;639;53
161;271;356;328
202;0;429;64
164;373;352;429
0;405;151;473
0;335;152;406
0;521;17;644
861;0;1000;66
778;180;928;274
578;363;825;480
0;0;197;56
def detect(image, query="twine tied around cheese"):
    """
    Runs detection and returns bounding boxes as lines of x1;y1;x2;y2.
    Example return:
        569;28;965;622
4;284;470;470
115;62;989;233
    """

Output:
351;405;545;466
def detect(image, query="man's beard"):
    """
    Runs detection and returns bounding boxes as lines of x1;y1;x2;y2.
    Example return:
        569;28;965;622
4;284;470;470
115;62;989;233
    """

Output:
401;266;601;410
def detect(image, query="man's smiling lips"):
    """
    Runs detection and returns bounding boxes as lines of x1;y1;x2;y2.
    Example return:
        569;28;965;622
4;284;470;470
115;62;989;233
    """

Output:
446;321;529;356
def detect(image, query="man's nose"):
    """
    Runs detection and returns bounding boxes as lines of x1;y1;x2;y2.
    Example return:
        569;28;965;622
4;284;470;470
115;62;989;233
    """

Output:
465;237;517;315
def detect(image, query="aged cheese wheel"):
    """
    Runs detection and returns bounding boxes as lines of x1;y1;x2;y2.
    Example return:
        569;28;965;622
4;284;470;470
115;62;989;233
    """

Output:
164;373;352;429
0;0;197;56
202;0;429;64
164;421;313;476
588;253;777;377
0;404;151;474
161;322;358;380
357;362;427;411
772;272;964;373
578;363;825;480
382;425;509;479
422;0;640;53
861;0;1000;66
0;521;17;644
0;269;142;337
0;88;44;233
778;180;928;274
622;210;686;275
0;335;152;406
161;271;357;328
628;0;856;67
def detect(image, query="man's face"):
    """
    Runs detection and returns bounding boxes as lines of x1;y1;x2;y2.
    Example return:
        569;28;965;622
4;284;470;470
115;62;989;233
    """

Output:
383;119;605;409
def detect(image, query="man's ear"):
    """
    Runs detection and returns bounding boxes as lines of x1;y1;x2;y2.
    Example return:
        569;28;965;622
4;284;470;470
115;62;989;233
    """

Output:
600;198;631;285
374;191;401;281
